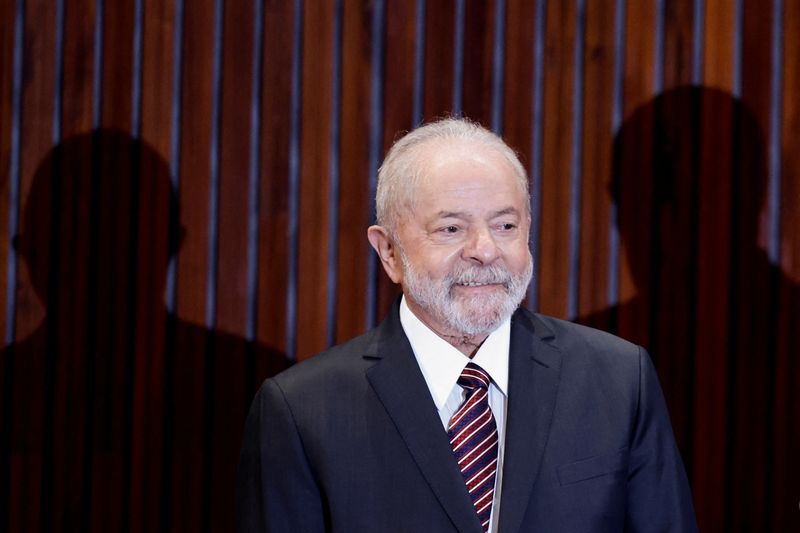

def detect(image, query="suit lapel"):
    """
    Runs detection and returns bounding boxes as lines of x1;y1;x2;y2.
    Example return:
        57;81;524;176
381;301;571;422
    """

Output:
498;310;562;533
365;305;483;533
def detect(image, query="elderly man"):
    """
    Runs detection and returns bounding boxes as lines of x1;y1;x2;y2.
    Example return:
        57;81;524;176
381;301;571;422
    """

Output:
236;119;697;532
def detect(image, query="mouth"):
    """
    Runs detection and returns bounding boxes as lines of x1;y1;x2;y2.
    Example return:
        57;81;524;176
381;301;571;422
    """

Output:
454;280;506;290
458;281;494;287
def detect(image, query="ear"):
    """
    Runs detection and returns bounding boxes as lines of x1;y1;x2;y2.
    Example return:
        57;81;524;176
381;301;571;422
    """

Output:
367;225;403;284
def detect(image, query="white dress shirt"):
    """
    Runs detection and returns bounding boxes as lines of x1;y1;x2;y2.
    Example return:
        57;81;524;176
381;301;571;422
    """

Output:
399;296;509;533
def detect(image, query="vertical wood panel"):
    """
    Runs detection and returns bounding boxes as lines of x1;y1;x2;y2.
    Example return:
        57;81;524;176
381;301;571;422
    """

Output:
0;0;16;526
690;4;736;531
101;1;134;130
374;0;415;318
577;0;615;325
656;0;696;471
10;1;57;530
216;0;252;338
617;0;655;346
663;0;696;90
334;0;373;343
137;3;177;531
256;0;295;358
729;2;777;529
98;3;142;525
61;0;96;137
776;2;800;527
172;0;214;530
703;0;735;90
423;0;456;120
461;0;495;124
501;0;535;170
538;0;576;318
296;1;334;360
208;2;255;523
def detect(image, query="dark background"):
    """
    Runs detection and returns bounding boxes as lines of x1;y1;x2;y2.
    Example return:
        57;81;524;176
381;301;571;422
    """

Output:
1;1;798;531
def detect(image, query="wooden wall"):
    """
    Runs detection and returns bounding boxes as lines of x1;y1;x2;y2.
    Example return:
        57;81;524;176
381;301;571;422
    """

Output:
1;0;798;531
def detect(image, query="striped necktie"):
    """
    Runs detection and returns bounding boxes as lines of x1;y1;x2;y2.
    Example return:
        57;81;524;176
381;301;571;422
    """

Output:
448;362;499;532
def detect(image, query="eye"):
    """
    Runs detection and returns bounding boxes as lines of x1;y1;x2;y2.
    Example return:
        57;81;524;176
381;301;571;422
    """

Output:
495;222;517;232
433;224;462;237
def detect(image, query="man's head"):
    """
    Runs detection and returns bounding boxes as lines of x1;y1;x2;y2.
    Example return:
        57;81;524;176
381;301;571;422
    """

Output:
368;118;533;341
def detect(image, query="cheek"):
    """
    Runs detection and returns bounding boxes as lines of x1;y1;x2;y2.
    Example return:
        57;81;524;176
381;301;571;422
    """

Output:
504;242;532;270
411;246;462;274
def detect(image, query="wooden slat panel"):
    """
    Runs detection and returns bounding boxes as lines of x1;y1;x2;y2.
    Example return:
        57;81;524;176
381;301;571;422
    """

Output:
775;2;800;531
423;0;456;120
97;3;159;531
60;5;120;531
617;0;655;345
9;2;57;530
138;2;176;532
141;0;176;161
692;90;735;533
374;0;415;319
176;1;213;327
171;0;214;530
461;0;495;124
655;0;697;476
728;2;778;529
100;0;134;131
296;1;334;360
61;1;96;137
663;0;696;90
538;0;576;318
577;0;615;326
0;0;16;349
336;0;378;341
681;4;735;532
703;0;735;90
256;0;294;360
208;0;255;529
501;0;535;173
0;0;15;527
216;0;252;338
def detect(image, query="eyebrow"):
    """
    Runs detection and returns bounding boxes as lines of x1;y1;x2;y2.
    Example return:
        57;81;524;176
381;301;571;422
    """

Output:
435;206;520;219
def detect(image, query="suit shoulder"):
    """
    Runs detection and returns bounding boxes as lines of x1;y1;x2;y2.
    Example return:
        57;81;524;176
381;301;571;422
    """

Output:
517;309;643;369
268;327;377;393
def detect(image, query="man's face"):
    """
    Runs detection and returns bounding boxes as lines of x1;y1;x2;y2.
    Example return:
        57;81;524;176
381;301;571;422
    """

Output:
393;140;532;337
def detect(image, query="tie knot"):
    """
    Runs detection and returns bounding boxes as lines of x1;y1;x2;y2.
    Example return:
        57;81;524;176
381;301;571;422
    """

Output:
457;362;491;391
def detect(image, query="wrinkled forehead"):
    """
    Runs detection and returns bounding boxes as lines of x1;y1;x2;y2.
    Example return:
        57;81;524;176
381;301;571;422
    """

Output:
409;138;526;196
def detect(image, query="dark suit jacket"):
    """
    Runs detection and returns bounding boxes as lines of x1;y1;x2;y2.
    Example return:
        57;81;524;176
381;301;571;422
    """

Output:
237;302;697;532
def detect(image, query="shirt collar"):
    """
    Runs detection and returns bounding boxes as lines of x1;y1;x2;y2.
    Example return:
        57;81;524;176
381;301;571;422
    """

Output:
399;295;510;410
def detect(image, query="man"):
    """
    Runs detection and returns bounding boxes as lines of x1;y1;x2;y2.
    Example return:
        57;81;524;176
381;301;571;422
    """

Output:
236;118;697;532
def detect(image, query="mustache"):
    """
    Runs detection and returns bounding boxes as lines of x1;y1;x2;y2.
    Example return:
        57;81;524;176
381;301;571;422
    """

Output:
445;265;513;287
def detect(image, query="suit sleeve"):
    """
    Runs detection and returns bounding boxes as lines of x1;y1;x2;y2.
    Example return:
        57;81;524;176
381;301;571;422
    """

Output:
625;348;698;532
236;378;327;533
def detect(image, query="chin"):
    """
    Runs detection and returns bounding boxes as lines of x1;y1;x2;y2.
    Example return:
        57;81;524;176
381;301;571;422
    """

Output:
445;298;517;337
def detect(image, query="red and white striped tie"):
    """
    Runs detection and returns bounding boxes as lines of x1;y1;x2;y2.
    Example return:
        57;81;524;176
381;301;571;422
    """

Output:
448;362;498;532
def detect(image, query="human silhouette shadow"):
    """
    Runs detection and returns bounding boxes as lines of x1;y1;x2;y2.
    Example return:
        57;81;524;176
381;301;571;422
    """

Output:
578;86;799;532
0;130;290;533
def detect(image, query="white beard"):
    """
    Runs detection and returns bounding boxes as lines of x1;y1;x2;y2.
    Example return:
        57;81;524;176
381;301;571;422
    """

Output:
399;248;533;337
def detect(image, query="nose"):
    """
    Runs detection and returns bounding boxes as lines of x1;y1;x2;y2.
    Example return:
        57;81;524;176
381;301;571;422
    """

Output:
462;225;500;265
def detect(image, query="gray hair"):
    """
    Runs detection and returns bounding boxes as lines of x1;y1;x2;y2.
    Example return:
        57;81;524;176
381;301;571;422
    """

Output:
375;118;530;233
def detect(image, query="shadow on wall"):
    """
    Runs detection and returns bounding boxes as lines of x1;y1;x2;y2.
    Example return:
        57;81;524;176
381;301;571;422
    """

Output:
579;85;799;532
1;130;290;532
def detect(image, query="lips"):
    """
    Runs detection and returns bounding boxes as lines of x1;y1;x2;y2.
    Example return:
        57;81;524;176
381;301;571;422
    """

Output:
454;279;507;289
